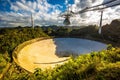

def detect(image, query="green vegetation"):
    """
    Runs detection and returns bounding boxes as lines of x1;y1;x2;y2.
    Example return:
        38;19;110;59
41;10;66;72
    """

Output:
43;25;99;37
0;27;49;53
1;47;120;80
0;20;120;80
0;27;49;79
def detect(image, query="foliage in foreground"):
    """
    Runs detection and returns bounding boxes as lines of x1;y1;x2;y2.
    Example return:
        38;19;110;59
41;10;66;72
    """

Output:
0;27;49;54
0;27;49;78
2;47;120;80
0;26;120;80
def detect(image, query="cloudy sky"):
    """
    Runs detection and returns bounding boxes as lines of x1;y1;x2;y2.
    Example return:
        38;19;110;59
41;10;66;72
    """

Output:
0;0;120;27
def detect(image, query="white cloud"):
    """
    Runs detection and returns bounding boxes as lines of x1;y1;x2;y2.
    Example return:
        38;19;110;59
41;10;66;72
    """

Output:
0;0;63;27
21;0;26;4
33;2;37;9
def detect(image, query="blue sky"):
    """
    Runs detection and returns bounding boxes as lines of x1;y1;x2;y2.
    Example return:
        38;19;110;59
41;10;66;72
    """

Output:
0;0;120;27
0;0;74;12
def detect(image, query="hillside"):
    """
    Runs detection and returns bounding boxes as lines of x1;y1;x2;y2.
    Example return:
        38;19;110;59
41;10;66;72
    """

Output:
0;19;120;79
102;19;120;43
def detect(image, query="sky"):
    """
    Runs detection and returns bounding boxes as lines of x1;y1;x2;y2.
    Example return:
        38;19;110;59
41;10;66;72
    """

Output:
0;0;120;27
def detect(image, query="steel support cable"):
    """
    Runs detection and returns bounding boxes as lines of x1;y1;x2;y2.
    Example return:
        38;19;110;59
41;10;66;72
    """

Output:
72;0;119;14
88;0;118;8
60;0;118;17
77;2;120;13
